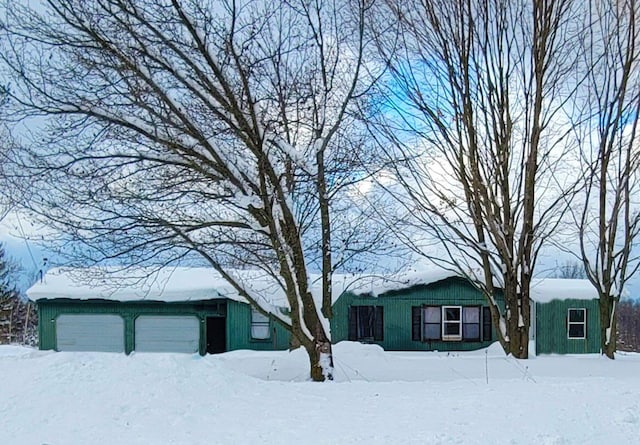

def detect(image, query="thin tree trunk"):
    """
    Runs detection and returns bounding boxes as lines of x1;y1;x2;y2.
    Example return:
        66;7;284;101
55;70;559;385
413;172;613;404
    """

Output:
600;296;617;359
305;320;333;382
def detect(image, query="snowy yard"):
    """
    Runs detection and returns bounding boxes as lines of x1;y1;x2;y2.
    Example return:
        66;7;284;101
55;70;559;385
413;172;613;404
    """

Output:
1;343;640;445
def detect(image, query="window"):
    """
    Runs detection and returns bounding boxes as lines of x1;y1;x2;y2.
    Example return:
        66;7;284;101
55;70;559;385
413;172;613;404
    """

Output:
568;308;586;339
424;306;441;340
412;305;491;342
462;307;480;341
442;306;463;340
348;306;384;342
251;308;270;340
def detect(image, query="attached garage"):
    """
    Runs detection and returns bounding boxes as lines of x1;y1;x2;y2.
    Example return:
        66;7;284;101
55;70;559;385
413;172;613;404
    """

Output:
134;316;199;353
57;314;125;352
28;267;292;355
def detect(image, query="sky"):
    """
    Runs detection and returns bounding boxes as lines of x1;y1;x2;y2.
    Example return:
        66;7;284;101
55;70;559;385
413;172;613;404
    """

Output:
1;0;639;300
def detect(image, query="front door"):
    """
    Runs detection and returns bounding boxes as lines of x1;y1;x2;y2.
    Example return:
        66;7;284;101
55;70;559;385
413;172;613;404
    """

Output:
206;317;226;354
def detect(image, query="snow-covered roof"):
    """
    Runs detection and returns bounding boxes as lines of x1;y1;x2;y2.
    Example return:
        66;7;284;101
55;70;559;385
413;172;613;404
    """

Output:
347;272;597;302
27;264;460;305
528;278;598;303
343;267;460;297
26;267;290;305
27;266;599;306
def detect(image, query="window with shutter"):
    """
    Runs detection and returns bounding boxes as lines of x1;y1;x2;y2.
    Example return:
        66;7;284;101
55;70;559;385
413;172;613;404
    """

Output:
348;306;384;343
412;305;491;343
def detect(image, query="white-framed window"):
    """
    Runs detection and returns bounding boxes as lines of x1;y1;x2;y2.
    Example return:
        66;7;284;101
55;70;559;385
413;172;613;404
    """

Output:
251;308;271;340
412;305;490;342
568;308;586;339
442;306;462;341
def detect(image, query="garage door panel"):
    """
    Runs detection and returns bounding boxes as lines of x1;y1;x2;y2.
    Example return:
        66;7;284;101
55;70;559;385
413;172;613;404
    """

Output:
56;314;125;352
135;316;199;353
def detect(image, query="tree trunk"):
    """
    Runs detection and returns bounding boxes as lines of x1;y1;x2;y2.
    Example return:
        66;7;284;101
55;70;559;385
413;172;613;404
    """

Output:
600;296;617;359
295;294;334;382
306;338;334;382
509;325;530;359
502;276;531;358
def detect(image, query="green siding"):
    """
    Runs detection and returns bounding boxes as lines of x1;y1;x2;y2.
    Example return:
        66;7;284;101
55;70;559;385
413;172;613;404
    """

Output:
331;277;499;351
226;300;291;351
535;299;601;354
37;299;290;354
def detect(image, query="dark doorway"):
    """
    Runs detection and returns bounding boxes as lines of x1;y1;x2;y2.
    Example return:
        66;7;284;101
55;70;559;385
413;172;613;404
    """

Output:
206;317;226;354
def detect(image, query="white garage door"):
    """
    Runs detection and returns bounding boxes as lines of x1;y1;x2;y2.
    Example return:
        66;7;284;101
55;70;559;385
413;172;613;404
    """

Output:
135;316;200;353
56;314;125;352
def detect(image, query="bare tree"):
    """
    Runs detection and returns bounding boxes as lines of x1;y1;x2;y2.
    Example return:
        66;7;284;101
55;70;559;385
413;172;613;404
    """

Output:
0;242;17;343
553;261;587;279
569;0;640;359
617;299;640;352
0;133;11;221
0;88;15;221
368;0;582;358
0;242;36;345
0;0;382;381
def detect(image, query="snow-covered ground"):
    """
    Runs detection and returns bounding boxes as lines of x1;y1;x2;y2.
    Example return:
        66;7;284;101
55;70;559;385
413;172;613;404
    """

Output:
1;343;639;444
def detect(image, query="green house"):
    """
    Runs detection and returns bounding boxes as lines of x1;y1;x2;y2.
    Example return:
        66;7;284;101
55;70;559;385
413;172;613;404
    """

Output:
28;267;601;356
332;275;601;355
28;267;291;354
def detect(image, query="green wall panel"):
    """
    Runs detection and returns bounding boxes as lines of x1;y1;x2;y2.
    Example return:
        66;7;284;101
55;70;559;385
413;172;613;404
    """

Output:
226;300;291;351
535;299;601;354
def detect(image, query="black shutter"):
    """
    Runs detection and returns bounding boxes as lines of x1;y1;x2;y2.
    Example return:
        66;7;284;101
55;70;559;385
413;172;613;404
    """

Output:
482;306;492;341
374;306;384;341
412;306;422;341
348;306;357;341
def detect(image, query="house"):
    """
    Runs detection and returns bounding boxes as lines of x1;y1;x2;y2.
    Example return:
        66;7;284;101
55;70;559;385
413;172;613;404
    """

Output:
27;266;601;355
27;267;291;354
332;272;601;355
